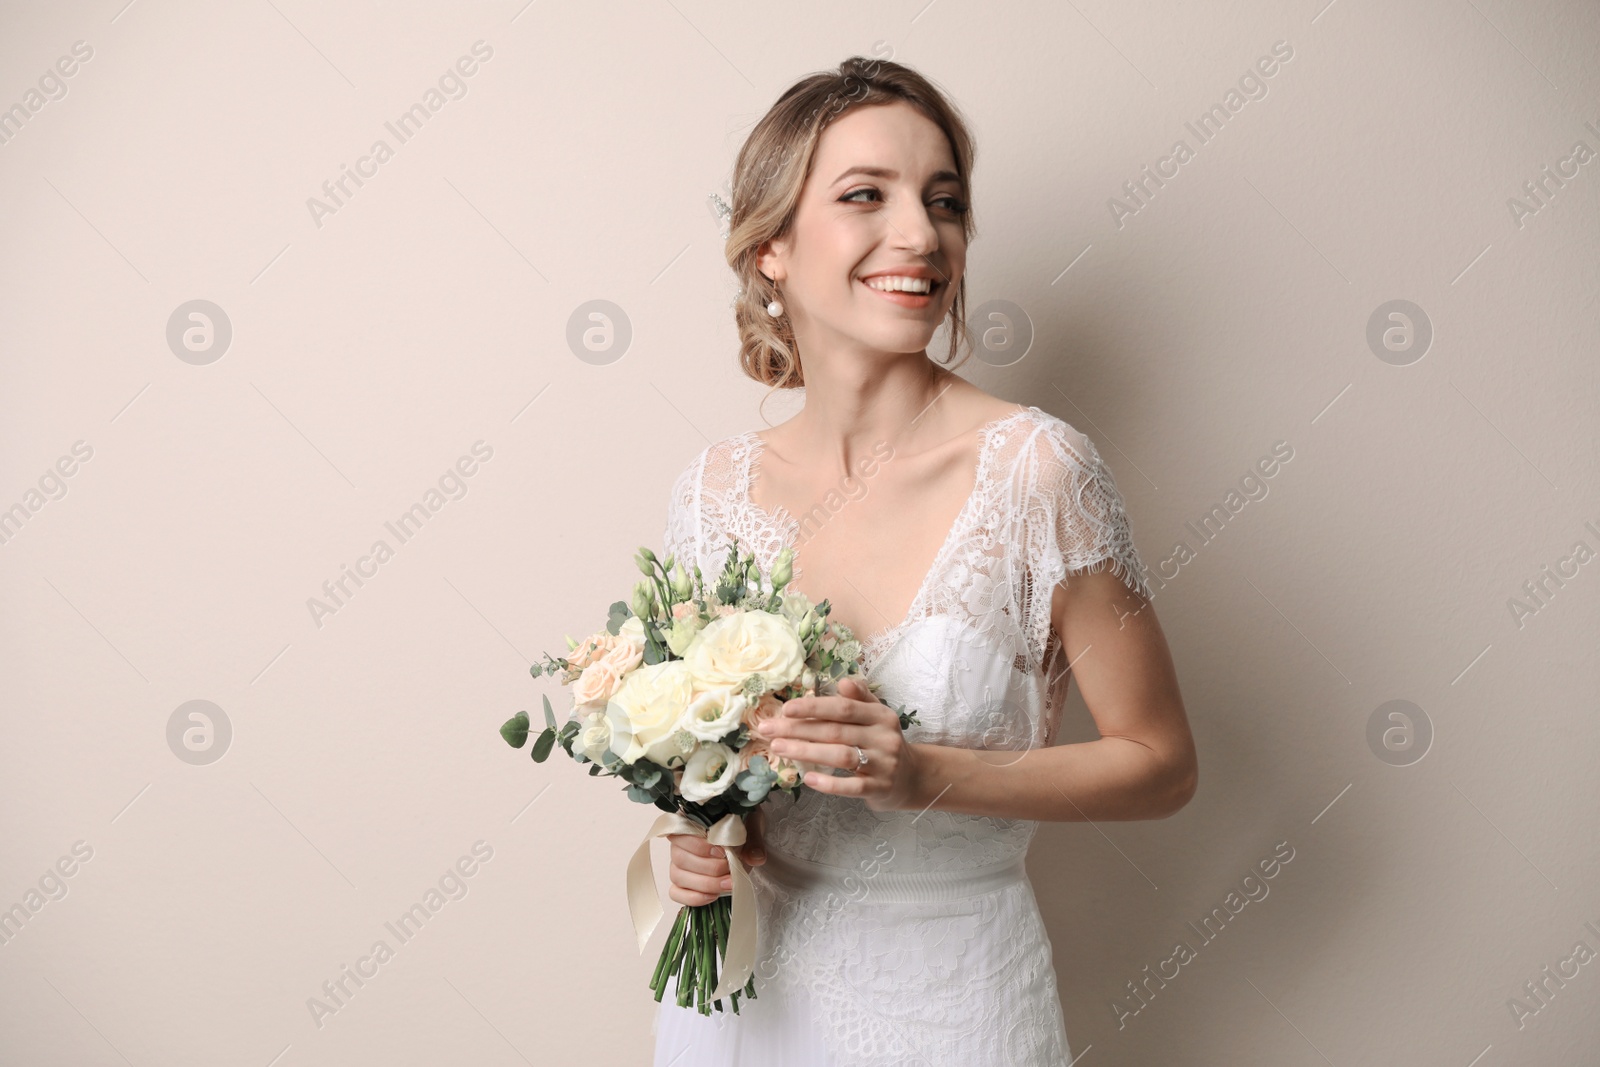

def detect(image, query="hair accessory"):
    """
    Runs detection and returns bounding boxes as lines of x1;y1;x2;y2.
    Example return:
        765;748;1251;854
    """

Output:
707;192;733;240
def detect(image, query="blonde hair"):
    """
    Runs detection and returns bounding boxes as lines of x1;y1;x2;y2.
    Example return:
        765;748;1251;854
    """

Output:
724;54;979;401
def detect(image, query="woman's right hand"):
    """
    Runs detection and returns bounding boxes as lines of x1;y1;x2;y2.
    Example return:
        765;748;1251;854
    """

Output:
666;806;767;907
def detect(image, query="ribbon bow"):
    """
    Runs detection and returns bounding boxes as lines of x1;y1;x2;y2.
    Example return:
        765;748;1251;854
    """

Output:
627;811;757;1000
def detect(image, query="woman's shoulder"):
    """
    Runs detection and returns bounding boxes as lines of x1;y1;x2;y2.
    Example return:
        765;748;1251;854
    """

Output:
1010;405;1103;471
667;428;762;501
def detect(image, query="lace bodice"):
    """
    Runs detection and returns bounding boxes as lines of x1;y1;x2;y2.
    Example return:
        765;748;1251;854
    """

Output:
661;404;1150;873
656;404;1150;1065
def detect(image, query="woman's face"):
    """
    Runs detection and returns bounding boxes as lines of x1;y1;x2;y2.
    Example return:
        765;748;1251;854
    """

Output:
758;100;968;360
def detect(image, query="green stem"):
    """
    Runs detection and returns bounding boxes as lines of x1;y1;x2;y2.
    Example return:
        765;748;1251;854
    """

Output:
677;907;698;1008
651;907;689;1000
699;906;713;1013
708;899;723;1013
720;896;735;1012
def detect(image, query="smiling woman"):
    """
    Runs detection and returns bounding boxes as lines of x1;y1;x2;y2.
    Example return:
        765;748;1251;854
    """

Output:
653;55;1195;1067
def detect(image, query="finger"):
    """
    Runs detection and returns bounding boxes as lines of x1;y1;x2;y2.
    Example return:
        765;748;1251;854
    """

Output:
767;718;872;747
778;694;878;724
667;834;719;859
799;766;846;795
672;866;733;897
838;676;881;703
669;885;721;907
802;767;866;796
769;738;858;770
674;850;730;877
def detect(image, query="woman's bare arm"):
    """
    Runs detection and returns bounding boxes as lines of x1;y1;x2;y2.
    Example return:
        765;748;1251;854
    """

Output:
901;569;1196;822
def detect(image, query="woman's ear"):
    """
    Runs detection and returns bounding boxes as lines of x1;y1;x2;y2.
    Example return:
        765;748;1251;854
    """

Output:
756;238;787;285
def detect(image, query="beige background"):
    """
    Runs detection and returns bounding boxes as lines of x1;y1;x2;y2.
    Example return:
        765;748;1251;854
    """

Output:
2;1;1597;1064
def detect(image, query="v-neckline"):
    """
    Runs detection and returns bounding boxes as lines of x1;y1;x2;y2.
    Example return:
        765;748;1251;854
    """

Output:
738;405;1035;657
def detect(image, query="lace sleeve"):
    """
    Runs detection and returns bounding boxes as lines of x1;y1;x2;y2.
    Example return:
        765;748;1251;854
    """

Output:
1036;421;1150;599
663;450;704;573
1020;420;1152;671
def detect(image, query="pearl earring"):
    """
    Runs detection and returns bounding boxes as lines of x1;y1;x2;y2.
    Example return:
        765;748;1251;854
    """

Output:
766;299;783;318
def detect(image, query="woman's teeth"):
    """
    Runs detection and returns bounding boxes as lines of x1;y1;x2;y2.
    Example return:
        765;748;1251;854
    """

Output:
863;276;935;293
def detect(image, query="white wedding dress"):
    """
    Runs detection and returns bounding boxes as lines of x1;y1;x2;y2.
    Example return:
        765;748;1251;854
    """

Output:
651;405;1151;1067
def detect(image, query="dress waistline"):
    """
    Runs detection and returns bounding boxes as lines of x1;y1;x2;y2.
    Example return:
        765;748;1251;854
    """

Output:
756;848;1027;905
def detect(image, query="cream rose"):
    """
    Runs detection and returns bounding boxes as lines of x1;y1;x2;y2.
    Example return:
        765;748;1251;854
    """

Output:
683;610;807;693
680;742;740;802
572;658;625;712
598;616;647;674
769;753;821;789
738;733;771;771
564;631;611;670
604;660;698;766
741;692;783;732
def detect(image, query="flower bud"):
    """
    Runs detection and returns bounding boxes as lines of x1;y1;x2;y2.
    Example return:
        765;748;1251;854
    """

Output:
770;547;793;591
670;560;692;600
632;581;653;620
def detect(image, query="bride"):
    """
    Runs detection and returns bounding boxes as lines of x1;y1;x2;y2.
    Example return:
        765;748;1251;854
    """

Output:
654;55;1197;1066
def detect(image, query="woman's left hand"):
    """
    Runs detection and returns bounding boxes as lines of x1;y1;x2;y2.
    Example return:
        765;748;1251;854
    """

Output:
757;677;923;812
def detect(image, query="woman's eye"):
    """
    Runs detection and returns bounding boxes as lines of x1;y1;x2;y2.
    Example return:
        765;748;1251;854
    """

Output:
841;187;967;214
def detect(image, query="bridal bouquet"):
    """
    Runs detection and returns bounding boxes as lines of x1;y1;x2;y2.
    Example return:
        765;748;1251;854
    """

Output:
498;537;918;1015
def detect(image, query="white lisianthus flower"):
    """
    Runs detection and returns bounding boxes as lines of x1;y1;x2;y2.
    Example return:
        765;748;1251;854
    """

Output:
576;709;613;763
778;591;819;632
604;660;697;766
680;742;740;802
682;686;748;742
683;610;807;693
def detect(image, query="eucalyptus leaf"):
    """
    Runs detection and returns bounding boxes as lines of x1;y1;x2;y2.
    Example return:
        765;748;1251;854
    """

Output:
543;694;557;732
531;728;557;762
500;710;530;748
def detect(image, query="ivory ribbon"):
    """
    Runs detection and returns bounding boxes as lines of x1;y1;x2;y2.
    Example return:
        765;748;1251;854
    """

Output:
627;811;757;1000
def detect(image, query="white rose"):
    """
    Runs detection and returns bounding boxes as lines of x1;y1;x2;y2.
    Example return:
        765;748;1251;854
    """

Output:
682;686;748;742
683;610;807;693
576;709;613;763
604;660;697;766
680;742;740;802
